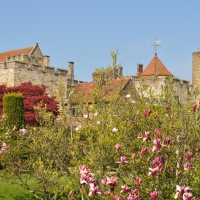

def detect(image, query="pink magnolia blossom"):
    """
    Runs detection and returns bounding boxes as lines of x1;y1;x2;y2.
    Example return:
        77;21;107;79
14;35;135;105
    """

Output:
143;131;151;141
132;153;137;160
117;156;128;165
152;139;162;152
113;195;121;200
79;165;91;175
184;152;193;160
193;103;197;112
2;143;8;150
166;104;170;110
13;126;17;131
0;151;3;156
121;184;129;193
130;189;138;196
150;191;158;200
107;176;118;191
135;177;142;187
183;192;193;200
175;185;193;199
143;110;148;117
137;133;142;139
20;128;27;135
164;137;172;145
115;144;120;152
148;166;160;176
68;190;73;198
88;184;101;196
101;178;107;186
154;129;163;138
184;162;190;170
141;148;148;155
154;114;158;119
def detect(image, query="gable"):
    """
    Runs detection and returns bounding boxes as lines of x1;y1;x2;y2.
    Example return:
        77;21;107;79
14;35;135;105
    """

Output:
30;43;43;58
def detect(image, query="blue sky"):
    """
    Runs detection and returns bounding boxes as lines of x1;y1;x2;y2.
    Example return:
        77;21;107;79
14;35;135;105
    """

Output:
0;1;200;83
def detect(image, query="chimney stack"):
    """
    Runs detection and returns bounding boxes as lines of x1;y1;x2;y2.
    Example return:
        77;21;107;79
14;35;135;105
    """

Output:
118;66;123;77
137;63;143;77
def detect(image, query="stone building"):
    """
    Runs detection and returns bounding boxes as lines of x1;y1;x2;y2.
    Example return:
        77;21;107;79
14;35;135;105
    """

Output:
0;43;75;96
128;53;193;103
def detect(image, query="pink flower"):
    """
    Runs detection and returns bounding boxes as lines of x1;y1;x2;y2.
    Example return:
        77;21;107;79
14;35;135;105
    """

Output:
141;148;148;155
20;128;27;135
101;178;107;186
115;144;120;152
184;162;190;170
130;189;138;196
143;110;148;117
13;126;17;131
164;137;172;145
107;176;118;190
79;165;90;175
68;190;73;198
143;131;151;141
193;103;197;112
154;129;162;138
148;167;160;176
152;139;162;152
0;151;3;156
154;114;158;119
121;184;129;193
135;177;142;187
183;192;193;200
137;133;142;139
113;195;121;200
184;152;193;160
175;185;193;199
150;190;158;200
166;104;170;110
132;153;137;160
117;156;128;165
88;184;101;196
2;143;8;150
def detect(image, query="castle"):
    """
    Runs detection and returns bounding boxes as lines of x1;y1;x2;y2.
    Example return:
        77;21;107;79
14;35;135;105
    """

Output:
0;43;75;96
1;43;200;103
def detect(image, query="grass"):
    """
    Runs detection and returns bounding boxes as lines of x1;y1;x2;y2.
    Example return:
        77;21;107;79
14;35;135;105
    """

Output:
0;181;38;200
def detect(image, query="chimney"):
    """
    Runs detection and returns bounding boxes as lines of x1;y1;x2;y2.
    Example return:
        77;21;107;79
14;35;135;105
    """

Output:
137;63;143;77
92;69;101;84
43;56;50;66
67;62;74;85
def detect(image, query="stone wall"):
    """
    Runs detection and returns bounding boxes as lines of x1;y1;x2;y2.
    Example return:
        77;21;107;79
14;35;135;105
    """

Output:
192;51;200;87
129;76;192;103
0;60;75;96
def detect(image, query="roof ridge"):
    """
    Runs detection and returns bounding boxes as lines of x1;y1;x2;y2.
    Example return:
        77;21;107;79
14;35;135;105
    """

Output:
0;46;33;54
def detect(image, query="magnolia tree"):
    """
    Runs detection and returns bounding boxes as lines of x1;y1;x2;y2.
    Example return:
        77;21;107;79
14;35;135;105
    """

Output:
67;83;200;200
0;50;200;200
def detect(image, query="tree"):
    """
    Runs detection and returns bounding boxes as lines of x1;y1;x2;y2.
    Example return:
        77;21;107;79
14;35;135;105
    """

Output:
3;92;25;129
0;82;59;126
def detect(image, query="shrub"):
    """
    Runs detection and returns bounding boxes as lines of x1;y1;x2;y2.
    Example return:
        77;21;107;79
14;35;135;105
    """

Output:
3;92;25;129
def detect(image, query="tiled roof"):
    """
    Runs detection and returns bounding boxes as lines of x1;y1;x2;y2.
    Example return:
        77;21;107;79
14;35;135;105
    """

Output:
70;78;139;103
0;46;33;63
140;55;172;77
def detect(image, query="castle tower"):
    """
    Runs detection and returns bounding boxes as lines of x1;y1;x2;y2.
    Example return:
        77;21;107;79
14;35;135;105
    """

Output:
192;51;200;87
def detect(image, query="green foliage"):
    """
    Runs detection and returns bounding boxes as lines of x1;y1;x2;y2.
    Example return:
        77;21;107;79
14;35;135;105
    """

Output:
3;92;25;129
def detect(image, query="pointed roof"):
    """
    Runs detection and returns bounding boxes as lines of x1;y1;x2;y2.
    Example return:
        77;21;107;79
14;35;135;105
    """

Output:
0;43;39;63
140;54;172;77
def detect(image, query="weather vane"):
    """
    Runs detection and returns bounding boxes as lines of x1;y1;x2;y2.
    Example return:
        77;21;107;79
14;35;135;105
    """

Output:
152;39;161;56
